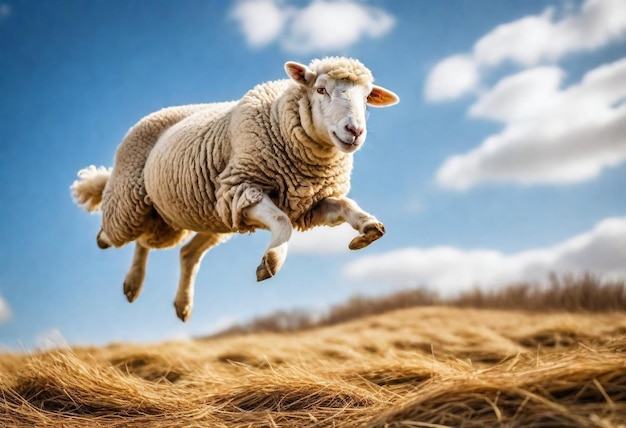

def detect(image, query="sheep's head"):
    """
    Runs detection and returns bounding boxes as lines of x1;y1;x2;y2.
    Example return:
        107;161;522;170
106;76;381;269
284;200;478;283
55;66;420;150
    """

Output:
285;57;399;154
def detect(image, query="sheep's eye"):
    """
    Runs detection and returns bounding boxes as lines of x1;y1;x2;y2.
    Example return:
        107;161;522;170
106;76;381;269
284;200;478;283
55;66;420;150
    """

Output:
316;87;327;95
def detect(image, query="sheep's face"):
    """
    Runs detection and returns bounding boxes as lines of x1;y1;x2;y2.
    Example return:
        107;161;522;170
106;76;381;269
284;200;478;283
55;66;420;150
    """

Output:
285;60;399;154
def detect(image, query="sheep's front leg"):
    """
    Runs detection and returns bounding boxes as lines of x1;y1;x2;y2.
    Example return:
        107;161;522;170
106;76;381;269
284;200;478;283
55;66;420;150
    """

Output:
123;243;150;302
308;197;385;250
244;193;293;281
174;232;230;322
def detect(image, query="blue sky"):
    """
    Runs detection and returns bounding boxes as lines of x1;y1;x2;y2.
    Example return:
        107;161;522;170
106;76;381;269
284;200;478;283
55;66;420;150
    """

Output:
1;0;625;349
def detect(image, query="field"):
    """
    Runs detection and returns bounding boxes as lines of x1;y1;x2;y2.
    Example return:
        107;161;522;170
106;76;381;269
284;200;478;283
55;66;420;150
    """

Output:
2;279;626;427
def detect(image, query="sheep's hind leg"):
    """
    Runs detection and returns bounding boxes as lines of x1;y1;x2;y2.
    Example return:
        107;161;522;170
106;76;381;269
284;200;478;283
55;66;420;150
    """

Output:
174;232;231;322
307;197;385;250
244;194;293;282
123;243;150;302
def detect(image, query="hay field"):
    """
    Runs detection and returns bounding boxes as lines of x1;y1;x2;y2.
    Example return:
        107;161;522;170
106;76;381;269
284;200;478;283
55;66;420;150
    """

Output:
2;305;626;427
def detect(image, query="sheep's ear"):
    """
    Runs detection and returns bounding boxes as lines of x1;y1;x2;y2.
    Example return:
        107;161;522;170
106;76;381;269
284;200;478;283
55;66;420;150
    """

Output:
367;85;399;107
285;61;317;87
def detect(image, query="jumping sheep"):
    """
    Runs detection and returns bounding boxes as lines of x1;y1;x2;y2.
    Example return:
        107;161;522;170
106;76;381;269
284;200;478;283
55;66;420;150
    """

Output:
71;57;399;321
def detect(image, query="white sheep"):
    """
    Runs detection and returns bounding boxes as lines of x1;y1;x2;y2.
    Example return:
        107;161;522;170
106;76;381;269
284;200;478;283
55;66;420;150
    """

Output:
72;57;399;321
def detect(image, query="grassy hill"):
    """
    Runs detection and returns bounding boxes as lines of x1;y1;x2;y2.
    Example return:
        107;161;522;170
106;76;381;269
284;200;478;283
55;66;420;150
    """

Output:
2;276;626;427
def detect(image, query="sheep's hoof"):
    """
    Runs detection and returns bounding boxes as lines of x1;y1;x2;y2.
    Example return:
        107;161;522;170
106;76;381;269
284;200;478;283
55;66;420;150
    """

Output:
349;222;385;250
123;280;141;303
256;252;279;282
256;259;274;282
174;300;192;322
96;230;111;249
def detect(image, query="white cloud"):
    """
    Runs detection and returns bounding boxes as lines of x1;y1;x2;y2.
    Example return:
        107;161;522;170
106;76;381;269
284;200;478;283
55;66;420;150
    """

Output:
231;0;395;53
424;55;479;101
475;0;626;66
230;0;289;47
343;217;626;295
0;294;11;323
425;0;626;101
281;1;395;53
473;8;557;68
436;58;626;189
290;223;357;254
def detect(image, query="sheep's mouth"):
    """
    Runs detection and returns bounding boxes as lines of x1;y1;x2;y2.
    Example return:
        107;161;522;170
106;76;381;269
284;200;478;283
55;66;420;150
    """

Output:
332;132;361;153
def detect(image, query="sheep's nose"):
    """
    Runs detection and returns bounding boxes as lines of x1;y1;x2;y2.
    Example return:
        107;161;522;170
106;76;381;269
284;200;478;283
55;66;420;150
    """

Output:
345;124;364;138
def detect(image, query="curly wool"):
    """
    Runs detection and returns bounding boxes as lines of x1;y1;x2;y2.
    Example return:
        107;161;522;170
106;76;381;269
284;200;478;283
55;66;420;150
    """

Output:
143;80;352;235
308;56;374;86
101;103;235;246
219;78;355;231
142;103;238;235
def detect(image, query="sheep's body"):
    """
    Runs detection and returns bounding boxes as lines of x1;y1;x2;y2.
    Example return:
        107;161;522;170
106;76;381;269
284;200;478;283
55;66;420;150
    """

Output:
144;80;351;237
72;57;399;321
102;102;236;248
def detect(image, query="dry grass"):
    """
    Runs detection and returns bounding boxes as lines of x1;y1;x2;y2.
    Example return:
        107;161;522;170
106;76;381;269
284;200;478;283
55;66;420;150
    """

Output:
2;303;626;427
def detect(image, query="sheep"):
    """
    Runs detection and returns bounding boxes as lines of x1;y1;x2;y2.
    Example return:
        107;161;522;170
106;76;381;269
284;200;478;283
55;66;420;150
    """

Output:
72;56;399;321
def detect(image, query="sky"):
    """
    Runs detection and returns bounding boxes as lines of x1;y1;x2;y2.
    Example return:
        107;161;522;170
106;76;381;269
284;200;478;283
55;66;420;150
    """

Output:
1;0;625;350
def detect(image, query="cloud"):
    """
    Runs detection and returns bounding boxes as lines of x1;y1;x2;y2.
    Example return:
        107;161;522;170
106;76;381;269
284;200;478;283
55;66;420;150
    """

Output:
290;223;356;254
343;217;626;295
231;0;395;53
474;0;626;66
436;58;626;189
424;55;479;102
230;0;289;47
0;294;11;323
425;0;626;101
0;296;13;324
281;1;395;53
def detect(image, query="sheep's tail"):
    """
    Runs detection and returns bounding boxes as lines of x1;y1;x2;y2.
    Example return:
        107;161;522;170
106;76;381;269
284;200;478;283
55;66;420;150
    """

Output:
71;165;112;212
